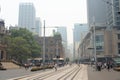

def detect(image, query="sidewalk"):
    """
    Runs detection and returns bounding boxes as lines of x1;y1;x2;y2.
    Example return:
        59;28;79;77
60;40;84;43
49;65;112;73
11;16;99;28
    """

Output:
87;65;120;80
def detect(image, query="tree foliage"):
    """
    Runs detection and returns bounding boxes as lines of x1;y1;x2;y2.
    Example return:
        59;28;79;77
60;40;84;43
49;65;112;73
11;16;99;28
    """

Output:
5;28;41;62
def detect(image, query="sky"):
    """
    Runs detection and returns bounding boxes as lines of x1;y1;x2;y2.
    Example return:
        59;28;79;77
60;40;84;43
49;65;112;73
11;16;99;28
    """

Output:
0;0;87;43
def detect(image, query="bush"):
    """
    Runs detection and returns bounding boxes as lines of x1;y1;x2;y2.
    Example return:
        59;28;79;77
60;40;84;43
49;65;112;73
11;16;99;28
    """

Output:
30;65;54;71
47;65;54;69
31;67;43;71
113;67;120;71
0;67;7;70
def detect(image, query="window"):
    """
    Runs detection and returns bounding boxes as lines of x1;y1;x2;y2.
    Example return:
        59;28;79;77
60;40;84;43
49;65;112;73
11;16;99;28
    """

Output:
118;34;120;39
95;35;104;51
118;43;120;48
118;50;120;54
45;48;48;52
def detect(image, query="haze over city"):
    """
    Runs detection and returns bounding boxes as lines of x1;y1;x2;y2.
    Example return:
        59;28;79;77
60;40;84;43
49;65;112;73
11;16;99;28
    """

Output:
0;0;120;80
0;0;87;43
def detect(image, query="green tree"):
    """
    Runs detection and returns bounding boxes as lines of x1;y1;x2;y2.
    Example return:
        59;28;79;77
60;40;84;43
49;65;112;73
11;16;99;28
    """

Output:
9;37;31;61
6;28;41;62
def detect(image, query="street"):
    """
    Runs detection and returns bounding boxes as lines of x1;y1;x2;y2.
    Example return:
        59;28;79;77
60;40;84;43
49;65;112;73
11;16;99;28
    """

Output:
0;64;120;80
8;64;87;80
0;67;43;80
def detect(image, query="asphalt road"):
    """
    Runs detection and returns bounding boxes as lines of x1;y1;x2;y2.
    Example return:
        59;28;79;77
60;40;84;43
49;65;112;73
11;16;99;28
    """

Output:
1;64;119;80
0;68;43;80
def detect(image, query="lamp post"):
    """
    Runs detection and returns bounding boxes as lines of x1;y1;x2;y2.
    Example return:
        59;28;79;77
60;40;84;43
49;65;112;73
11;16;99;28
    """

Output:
43;20;45;64
72;28;75;63
92;17;97;70
88;17;97;70
93;25;97;69
56;40;59;65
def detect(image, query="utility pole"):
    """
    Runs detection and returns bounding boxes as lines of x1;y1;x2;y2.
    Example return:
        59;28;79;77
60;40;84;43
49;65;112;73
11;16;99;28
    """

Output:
43;20;45;64
93;17;97;69
56;40;59;65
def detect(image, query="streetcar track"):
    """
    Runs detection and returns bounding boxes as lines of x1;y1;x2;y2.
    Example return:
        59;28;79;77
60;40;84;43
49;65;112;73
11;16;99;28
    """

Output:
57;66;79;80
57;65;82;80
35;65;77;80
11;64;82;80
14;65;75;80
38;65;81;80
71;66;82;80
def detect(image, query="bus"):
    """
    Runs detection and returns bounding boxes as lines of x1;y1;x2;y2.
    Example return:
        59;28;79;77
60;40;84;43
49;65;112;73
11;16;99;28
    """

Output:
53;58;64;66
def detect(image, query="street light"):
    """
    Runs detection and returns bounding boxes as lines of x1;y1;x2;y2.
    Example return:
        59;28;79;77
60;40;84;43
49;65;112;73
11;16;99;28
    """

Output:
56;40;59;65
92;17;97;70
88;26;97;70
42;20;46;64
72;28;75;62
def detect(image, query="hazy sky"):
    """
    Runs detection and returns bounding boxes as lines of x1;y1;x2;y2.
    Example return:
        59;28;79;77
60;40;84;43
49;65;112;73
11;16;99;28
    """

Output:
0;0;87;43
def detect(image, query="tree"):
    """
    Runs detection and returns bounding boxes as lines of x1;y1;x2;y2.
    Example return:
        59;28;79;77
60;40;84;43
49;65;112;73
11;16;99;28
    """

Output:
6;28;41;62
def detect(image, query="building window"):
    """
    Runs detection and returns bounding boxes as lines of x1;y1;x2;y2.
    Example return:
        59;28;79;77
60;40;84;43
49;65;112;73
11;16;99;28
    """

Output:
118;50;120;54
118;34;120;39
95;35;104;51
45;48;48;52
118;43;120;48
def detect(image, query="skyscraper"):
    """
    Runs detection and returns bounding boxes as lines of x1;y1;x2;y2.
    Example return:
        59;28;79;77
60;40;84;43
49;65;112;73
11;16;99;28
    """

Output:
73;23;88;42
73;23;88;60
106;0;120;27
57;27;67;58
18;3;36;32
87;0;120;28
87;0;108;27
35;17;42;36
57;27;67;42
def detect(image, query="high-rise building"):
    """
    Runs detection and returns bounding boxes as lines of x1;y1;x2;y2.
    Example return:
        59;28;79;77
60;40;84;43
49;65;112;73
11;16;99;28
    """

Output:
106;0;120;27
73;23;88;60
87;0;108;27
57;27;67;58
73;23;88;42
87;0;120;28
35;17;42;36
18;3;36;32
57;27;67;42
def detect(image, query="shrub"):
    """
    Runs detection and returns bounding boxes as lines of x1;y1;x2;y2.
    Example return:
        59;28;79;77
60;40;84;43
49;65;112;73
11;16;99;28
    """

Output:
113;67;120;71
31;67;43;71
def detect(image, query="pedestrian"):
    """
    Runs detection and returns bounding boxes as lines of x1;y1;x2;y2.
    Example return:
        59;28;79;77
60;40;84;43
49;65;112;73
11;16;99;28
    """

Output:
24;63;29;70
54;63;57;71
107;62;110;71
97;62;101;71
92;64;95;71
104;62;107;69
0;62;2;68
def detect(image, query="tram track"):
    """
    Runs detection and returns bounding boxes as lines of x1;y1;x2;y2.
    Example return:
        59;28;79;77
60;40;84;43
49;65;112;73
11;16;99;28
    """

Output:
11;65;76;80
37;65;82;80
57;65;82;80
32;65;77;80
9;64;84;80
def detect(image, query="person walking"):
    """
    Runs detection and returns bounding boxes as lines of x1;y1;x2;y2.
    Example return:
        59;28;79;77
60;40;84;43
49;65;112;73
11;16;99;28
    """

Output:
107;62;110;71
54;63;57;71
